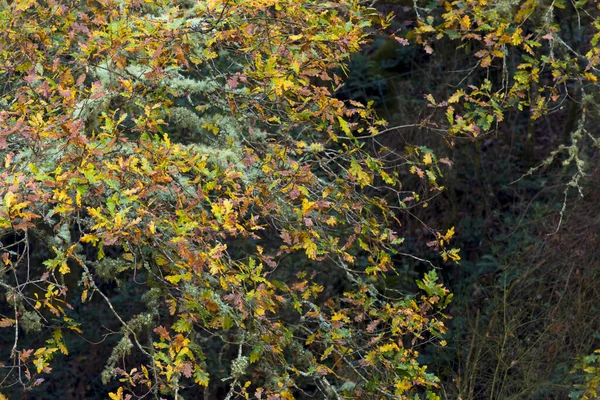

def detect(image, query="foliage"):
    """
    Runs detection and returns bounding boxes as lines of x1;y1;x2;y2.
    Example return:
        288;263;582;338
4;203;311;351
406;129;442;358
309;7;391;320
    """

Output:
361;1;600;399
3;0;599;398
406;0;600;209
572;349;600;400
0;0;455;399
331;1;600;399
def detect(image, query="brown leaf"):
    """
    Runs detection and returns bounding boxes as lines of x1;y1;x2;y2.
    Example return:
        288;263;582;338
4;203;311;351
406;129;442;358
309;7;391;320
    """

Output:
153;325;171;341
76;73;86;86
20;349;34;362
180;361;193;378
0;318;15;328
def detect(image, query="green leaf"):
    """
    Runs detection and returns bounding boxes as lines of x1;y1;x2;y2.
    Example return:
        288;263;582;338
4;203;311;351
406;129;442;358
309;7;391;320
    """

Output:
337;116;351;135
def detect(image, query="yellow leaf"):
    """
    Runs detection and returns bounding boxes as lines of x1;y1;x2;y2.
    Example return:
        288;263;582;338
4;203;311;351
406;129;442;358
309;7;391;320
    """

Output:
443;226;455;241
194;369;209;386
395;380;412;394
448;248;461;261
4;191;15;209
165;273;190;284
583;72;598;82
53;329;68;355
155;255;168;267
380;170;394;184
461;15;471;30
80;233;99;244
272;78;295;95
121;79;133;94
35;357;45;373
108;387;124;400
510;28;523;46
281;391;295;400
337;116;351;135
331;312;349;322
302;198;315;215
448;90;463;104
201;122;220;135
290;60;301;74
378;342;399;353
34;347;46;357
423;152;433;165
321;345;334;361
304;237;318;260
59;261;70;275
481;56;492;68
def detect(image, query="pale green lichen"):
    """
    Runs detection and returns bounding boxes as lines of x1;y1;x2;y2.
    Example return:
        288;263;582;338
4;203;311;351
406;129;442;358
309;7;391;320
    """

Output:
170;107;204;133
101;336;133;384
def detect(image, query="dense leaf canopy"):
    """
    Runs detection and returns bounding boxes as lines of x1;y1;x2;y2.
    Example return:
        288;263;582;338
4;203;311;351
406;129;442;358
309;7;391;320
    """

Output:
0;0;599;399
0;0;452;399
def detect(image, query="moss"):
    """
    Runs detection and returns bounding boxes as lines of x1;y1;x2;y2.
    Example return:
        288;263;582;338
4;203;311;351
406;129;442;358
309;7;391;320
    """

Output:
21;310;42;334
101;336;133;384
